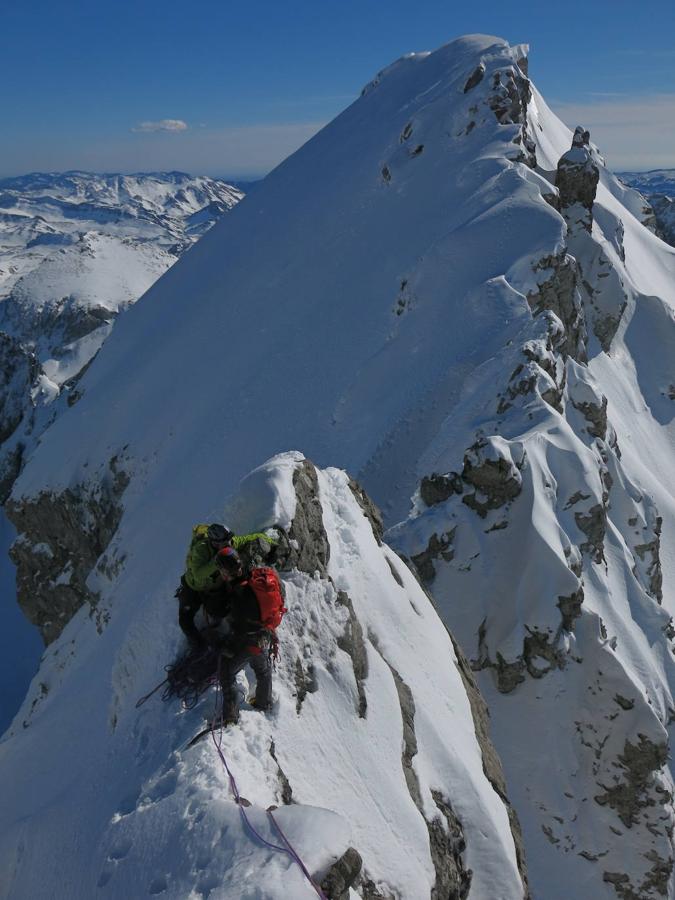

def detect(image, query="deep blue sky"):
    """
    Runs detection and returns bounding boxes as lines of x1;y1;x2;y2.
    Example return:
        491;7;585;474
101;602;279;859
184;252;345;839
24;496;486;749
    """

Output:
2;0;674;175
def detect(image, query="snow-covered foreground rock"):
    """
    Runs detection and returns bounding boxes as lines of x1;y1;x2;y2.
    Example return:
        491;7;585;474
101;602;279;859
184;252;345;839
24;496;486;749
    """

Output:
4;33;675;899
0;453;528;899
0;172;242;498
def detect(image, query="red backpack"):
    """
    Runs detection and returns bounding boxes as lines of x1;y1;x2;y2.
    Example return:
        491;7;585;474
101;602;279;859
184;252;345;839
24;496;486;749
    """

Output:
246;567;287;631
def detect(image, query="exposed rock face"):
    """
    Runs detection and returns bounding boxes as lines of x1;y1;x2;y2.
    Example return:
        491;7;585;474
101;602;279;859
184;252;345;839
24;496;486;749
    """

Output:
419;472;463;507
411;530;456;583
378;651;473;899
575;503;607;563
0;333;39;499
572;394;608;440
649;194;675;246
557;587;584;631
286;459;330;576
287;459;529;896
461;438;524;518
348;477;384;544
555;126;600;231
336;590;369;718
486;63;537;167
596;735;674;899
0;333;37;445
526;252;587;362
449;631;530;895
0;294;115;353
497;321;567;414
463;63;485;93
595;736;670;829
321;847;363;899
475;619;569;694
633;515;663;604
6;455;130;644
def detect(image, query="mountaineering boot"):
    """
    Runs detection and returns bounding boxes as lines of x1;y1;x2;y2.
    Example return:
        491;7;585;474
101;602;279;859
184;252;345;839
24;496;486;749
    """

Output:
248;697;271;712
221;695;240;725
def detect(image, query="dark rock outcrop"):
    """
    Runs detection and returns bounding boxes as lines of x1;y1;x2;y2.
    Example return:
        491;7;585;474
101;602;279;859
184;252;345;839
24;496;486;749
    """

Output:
527;252;587;362
0;333;39;500
463;63;485;93
321;848;363;899
419;472;463;507
595;735;670;829
450;631;530;896
411;529;456;583
572;394;608;440
348;477;384;544
6;454;130;644
461;440;523;519
575;503;607;564
555;126;600;232
486;65;536;167
377;651;474;900
336;591;368;718
633;516;663;603
287;459;330;576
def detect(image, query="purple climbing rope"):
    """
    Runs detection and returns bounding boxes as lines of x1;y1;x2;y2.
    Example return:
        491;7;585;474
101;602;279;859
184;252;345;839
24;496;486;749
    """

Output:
267;807;329;899
209;658;328;899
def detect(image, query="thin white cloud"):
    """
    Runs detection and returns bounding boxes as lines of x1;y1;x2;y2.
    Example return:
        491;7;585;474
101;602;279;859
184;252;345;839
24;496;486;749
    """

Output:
549;94;675;170
131;119;188;133
0;120;328;177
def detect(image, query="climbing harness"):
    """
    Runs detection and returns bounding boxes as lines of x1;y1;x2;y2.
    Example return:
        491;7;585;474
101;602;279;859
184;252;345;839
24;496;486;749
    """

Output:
208;657;328;900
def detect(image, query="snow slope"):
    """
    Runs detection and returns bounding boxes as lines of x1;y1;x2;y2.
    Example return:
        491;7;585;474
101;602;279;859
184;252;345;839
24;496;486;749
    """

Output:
4;33;675;900
0;453;526;899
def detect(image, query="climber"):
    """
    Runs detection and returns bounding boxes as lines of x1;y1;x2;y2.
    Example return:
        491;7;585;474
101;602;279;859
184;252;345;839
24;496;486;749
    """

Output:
176;522;276;649
213;546;286;724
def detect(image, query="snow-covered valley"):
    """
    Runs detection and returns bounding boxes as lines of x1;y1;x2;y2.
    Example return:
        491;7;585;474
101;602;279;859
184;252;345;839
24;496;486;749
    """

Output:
2;34;675;900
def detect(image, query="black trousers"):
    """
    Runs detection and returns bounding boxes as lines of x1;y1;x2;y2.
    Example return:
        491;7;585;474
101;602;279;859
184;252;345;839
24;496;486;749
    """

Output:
220;647;272;716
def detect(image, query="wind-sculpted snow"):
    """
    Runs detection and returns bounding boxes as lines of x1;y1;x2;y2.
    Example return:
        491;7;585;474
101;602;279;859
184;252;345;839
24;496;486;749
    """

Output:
5;33;675;899
0;453;527;899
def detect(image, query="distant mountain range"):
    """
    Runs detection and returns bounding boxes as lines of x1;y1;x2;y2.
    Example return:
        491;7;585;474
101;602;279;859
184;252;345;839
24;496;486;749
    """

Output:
619;169;675;245
0;170;243;498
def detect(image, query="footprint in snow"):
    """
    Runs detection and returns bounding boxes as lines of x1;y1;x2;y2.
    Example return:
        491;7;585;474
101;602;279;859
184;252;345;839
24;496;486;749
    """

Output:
108;836;133;861
148;875;168;895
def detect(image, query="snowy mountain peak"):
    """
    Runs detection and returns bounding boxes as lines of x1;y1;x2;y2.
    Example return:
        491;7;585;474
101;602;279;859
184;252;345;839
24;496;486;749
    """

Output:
3;35;675;900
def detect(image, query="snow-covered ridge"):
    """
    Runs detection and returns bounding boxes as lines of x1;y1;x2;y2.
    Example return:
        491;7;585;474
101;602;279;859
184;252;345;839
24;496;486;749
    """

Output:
4;33;675;900
0;453;528;898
